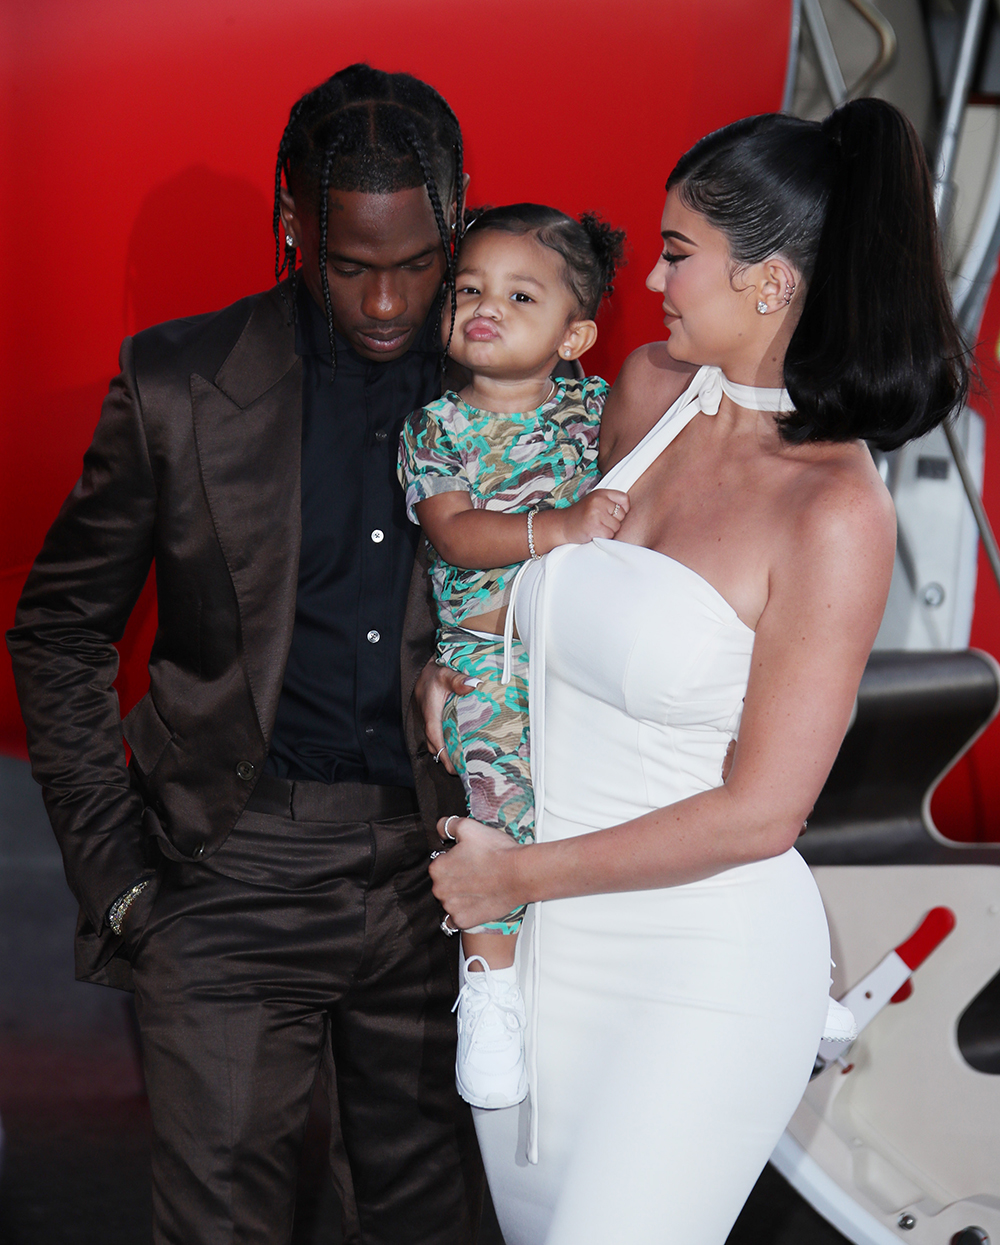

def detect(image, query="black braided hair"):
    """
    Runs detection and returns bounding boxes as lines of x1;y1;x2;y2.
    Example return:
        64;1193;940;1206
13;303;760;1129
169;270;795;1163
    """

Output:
463;203;626;318
272;64;464;376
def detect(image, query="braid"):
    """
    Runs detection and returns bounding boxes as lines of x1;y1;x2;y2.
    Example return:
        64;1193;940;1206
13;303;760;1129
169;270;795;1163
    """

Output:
271;65;465;377
401;121;457;368
318;135;346;378
273;97;309;321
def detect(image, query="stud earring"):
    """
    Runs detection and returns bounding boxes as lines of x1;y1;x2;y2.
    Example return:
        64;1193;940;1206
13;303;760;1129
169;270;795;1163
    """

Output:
756;300;768;314
285;234;295;248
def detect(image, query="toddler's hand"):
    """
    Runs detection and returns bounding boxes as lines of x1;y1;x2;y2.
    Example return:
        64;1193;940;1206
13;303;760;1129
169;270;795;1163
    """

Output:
557;489;630;545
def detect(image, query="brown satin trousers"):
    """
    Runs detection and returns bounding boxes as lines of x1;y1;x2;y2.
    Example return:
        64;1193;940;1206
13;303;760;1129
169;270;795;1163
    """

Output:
129;776;482;1245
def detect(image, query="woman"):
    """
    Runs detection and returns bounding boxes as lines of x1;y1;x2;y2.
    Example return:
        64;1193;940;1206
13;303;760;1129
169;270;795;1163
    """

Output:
430;99;967;1244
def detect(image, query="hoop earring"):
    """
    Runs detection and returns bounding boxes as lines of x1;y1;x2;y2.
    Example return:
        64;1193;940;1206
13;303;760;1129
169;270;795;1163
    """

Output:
783;280;796;305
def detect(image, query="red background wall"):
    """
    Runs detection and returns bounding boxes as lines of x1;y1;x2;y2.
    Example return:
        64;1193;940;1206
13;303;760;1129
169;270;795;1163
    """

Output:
928;282;1000;842
0;0;794;752
4;0;996;841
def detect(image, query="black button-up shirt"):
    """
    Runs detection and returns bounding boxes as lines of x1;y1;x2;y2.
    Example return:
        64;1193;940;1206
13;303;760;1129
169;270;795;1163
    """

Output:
265;282;442;786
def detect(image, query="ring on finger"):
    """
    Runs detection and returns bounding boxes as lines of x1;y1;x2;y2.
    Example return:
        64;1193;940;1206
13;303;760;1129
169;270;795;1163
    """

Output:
442;815;459;842
430;849;446;860
612;502;622;519
440;915;459;936
433;746;446;764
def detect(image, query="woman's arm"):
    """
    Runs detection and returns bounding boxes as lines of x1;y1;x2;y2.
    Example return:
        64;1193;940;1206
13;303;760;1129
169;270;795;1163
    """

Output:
430;467;896;927
414;487;630;570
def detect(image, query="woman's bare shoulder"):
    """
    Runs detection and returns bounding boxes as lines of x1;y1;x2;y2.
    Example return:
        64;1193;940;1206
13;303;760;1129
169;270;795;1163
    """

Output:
599;343;697;472
784;440;896;573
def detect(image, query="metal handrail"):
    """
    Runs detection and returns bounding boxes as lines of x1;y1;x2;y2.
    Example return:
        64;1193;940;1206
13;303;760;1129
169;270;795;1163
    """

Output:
843;0;897;98
934;0;991;225
782;0;804;112
802;0;848;105
797;0;895;110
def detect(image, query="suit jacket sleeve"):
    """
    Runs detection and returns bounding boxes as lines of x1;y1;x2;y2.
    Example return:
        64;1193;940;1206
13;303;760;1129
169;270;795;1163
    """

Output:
7;337;157;931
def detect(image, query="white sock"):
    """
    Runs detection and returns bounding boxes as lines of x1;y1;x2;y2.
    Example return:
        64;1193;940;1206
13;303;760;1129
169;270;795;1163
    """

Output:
463;957;517;986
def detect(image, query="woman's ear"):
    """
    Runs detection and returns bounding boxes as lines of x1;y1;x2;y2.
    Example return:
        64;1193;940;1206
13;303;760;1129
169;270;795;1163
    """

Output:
559;319;599;361
751;257;800;314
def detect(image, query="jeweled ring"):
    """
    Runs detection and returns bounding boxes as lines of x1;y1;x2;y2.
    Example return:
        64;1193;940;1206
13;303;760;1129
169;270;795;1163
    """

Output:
440;915;459;936
442;815;459;841
612;503;622;519
430;849;446;860
433;746;446;764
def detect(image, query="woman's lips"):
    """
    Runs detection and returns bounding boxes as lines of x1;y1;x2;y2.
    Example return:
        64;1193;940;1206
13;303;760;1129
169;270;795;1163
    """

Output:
464;317;500;341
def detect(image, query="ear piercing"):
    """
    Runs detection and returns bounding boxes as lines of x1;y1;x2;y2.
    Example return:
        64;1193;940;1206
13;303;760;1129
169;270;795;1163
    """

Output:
285;234;295;248
756;300;768;315
783;280;796;305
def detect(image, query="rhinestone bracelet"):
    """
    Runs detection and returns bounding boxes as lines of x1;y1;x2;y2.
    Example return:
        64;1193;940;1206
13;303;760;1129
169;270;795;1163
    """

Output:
526;506;541;560
108;878;152;936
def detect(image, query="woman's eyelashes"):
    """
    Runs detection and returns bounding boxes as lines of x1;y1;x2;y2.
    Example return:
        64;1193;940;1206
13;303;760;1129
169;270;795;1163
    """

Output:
661;250;687;265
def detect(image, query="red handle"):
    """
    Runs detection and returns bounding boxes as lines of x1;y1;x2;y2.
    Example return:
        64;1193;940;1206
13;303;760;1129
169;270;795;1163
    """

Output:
894;906;956;971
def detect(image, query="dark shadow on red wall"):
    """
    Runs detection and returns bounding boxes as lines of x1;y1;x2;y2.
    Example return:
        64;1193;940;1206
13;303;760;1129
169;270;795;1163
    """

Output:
2;167;273;756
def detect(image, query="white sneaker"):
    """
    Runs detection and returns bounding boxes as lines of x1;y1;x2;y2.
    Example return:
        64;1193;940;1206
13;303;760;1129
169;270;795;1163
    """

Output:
453;956;528;1109
823;996;858;1043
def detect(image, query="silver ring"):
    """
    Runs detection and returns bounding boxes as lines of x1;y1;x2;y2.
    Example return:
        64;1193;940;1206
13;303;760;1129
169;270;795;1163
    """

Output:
430;850;446;860
440;915;459;936
612;503;622;519
442;815;459;842
433;746;446;764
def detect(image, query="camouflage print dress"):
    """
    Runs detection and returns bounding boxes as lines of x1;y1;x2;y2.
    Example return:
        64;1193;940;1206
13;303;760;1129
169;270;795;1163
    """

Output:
398;377;605;932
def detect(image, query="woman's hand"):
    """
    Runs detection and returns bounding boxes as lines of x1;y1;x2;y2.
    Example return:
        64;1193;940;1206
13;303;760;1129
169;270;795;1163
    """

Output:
431;816;524;929
414;660;475;775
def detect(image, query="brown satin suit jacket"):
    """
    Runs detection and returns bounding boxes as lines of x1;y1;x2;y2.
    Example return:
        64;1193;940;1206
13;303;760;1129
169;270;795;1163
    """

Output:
8;283;463;990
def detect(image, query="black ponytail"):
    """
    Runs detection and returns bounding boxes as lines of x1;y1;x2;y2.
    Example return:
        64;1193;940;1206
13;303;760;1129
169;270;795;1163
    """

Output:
668;100;968;449
462;203;625;318
782;100;967;449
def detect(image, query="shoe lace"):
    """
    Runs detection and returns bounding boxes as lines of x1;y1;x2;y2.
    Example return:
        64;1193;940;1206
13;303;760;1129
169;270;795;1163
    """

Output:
452;956;525;1040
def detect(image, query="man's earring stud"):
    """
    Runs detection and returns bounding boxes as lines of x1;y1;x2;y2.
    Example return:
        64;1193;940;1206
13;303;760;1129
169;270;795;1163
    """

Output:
756;300;768;314
285;234;295;248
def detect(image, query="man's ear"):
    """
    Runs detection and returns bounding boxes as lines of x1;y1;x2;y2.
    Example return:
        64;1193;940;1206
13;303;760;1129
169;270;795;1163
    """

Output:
558;319;598;361
279;188;302;248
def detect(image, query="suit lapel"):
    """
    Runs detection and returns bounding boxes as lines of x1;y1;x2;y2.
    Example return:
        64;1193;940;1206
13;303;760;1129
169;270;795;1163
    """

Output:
192;286;302;743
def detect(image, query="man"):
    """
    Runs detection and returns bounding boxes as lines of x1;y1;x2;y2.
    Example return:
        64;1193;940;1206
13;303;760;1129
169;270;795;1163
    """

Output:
8;64;480;1244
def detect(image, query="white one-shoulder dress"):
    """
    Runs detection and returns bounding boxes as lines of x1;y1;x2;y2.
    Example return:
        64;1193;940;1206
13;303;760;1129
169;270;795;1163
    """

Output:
475;367;832;1245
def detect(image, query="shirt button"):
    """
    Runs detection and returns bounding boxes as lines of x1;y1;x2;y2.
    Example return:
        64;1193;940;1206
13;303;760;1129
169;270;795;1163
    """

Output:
192;843;205;858
367;629;381;644
365;726;376;738
236;760;255;781
374;430;388;443
371;529;384;543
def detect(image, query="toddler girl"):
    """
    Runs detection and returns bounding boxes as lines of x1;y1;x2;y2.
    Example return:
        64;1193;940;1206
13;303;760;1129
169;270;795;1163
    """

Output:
398;203;627;1107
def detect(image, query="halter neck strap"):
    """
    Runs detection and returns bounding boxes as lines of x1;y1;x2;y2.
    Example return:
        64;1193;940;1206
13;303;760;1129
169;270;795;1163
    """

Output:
600;365;794;495
720;372;794;413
